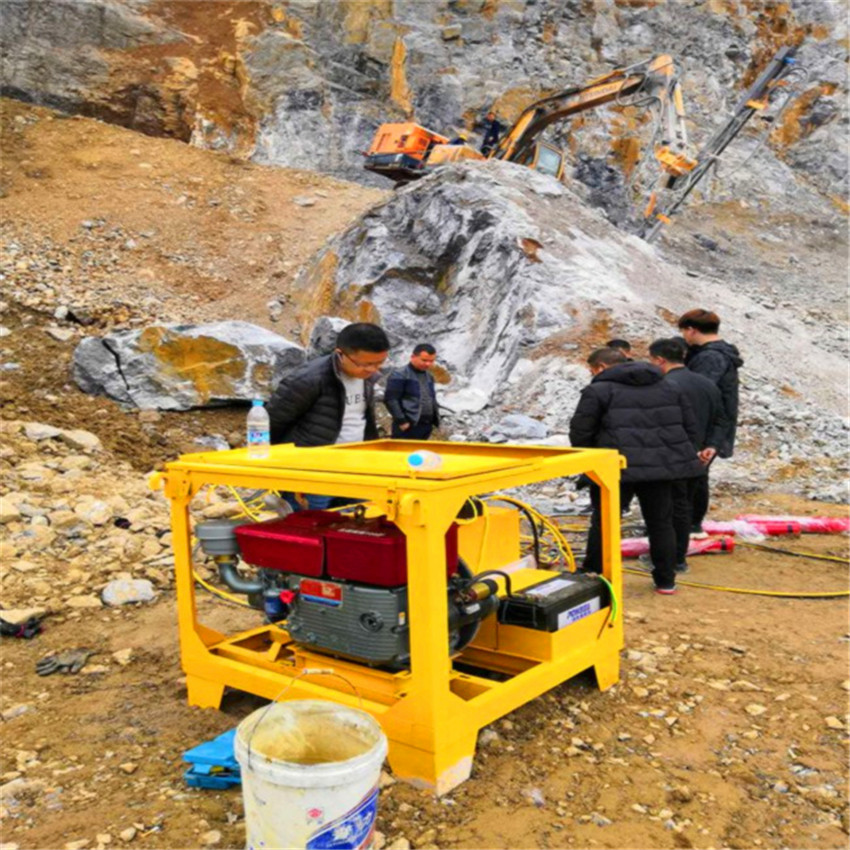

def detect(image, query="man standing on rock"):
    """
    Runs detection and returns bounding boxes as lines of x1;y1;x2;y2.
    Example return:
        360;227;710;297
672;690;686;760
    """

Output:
267;322;390;509
384;343;440;440
678;309;743;535
649;338;728;572
479;110;503;156
569;347;704;594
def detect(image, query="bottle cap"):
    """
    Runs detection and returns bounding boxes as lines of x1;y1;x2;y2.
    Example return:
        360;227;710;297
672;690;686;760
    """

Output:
408;452;424;467
252;399;263;406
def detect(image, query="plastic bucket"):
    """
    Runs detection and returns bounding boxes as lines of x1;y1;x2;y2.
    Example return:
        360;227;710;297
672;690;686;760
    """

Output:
234;700;388;850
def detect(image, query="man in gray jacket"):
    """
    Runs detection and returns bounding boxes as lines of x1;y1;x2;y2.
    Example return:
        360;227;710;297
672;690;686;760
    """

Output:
384;344;440;440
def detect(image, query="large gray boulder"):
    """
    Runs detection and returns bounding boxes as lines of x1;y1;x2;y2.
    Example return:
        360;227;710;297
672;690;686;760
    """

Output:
72;321;304;410
307;316;350;358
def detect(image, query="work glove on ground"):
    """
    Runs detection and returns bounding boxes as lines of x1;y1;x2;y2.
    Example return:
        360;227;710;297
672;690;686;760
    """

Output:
35;648;94;676
0;616;43;639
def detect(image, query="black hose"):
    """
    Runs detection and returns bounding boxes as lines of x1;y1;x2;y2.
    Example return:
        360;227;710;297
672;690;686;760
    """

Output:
486;497;540;565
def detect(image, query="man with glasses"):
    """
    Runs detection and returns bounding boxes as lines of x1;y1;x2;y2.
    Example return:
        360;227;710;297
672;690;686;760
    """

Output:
267;322;390;509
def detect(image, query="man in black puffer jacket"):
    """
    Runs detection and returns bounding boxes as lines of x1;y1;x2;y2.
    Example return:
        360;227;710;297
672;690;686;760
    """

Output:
267;323;389;508
570;348;704;594
678;309;744;533
650;338;728;572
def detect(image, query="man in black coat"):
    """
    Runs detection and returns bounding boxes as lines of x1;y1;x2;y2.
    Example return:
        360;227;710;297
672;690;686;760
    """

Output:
479;111;503;156
650;338;728;571
384;343;440;440
267;322;389;508
569;348;704;594
678;309;744;533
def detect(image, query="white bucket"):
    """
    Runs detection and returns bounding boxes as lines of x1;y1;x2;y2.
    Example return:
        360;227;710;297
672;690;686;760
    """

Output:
234;699;388;850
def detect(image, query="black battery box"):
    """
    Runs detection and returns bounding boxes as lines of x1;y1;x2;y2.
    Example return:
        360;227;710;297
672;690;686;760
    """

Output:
498;573;610;632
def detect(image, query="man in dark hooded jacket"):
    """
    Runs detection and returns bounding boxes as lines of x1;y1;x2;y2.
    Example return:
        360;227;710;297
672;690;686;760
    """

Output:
569;348;704;593
678;309;744;533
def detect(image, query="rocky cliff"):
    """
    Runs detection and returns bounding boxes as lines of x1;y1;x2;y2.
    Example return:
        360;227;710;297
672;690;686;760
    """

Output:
3;0;847;211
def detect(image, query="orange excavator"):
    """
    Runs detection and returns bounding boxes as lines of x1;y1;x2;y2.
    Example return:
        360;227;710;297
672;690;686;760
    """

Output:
363;46;801;239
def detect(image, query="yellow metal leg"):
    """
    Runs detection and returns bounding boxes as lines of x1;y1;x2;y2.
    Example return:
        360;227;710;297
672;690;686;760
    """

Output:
593;651;621;692
186;674;226;709
385;725;477;794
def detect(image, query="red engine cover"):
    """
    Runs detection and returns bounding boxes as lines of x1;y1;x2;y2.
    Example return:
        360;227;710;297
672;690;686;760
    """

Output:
234;510;339;577
324;517;458;586
234;511;459;586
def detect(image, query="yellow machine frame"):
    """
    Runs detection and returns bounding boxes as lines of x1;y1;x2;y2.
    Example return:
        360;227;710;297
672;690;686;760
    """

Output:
153;440;624;794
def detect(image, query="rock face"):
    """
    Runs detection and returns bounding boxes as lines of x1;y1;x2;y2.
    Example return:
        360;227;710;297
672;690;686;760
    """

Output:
294;161;658;412
1;0;846;209
72;321;304;410
294;160;848;486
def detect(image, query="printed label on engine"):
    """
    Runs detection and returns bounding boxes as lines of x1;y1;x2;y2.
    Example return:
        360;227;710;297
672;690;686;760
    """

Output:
306;787;378;849
300;579;343;607
556;597;601;629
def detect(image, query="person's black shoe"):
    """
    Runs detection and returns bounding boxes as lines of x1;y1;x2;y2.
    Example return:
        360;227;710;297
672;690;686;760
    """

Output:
675;562;690;573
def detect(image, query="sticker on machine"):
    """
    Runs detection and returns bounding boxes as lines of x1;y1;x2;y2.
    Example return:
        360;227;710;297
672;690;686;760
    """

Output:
300;579;343;607
306;787;378;849
556;597;601;629
524;577;575;598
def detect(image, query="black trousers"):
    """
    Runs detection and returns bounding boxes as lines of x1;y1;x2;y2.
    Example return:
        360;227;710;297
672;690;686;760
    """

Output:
391;418;434;439
672;476;704;564
691;466;711;531
584;480;676;589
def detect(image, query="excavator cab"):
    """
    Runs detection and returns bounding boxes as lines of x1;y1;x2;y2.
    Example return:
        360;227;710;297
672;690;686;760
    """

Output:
529;142;566;180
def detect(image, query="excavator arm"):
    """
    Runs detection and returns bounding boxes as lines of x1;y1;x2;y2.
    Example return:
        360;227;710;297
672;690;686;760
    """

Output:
642;45;800;240
492;54;692;177
362;46;802;241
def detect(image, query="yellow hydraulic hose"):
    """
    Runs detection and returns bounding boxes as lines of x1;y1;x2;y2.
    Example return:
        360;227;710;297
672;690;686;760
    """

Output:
623;566;850;598
487;495;576;570
194;571;254;607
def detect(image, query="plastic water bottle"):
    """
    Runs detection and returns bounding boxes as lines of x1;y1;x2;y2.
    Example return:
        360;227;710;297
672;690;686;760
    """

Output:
246;400;270;459
407;450;443;472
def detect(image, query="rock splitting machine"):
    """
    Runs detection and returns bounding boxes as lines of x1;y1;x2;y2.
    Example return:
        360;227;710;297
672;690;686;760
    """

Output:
152;440;624;793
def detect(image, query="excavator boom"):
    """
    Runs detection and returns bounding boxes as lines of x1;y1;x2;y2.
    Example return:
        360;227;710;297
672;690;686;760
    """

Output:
492;55;683;168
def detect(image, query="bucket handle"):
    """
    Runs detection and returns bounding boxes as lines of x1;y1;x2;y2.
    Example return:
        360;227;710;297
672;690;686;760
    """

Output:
245;668;365;769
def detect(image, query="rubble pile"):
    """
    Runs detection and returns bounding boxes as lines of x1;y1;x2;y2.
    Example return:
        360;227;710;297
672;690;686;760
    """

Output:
0;420;263;617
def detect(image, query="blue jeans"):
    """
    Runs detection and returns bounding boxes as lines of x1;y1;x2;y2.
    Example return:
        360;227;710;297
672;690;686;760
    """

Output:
281;493;360;512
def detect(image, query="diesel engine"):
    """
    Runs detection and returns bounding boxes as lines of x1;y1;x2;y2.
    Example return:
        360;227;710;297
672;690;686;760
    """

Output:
195;509;500;670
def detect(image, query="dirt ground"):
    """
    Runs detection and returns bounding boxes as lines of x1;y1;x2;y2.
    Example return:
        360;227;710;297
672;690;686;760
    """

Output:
1;99;848;850
1;495;847;850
